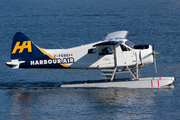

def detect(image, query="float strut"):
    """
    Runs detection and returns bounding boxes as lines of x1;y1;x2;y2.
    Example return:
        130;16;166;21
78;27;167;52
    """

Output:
111;67;117;81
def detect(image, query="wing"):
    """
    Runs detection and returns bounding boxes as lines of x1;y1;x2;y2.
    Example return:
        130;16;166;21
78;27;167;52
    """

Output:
104;31;128;40
93;41;120;47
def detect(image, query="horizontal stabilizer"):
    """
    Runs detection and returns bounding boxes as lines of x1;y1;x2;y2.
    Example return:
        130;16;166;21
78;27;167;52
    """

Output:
5;59;25;69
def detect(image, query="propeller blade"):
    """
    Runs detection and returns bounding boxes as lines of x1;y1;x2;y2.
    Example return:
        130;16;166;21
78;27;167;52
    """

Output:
153;53;157;73
153;39;155;52
152;39;159;73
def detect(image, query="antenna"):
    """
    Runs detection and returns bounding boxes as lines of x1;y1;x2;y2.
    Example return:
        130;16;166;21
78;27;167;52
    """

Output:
102;32;108;41
58;44;64;49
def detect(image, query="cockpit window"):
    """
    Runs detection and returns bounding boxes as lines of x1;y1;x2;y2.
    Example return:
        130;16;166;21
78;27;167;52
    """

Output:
120;45;129;51
99;47;113;55
120;41;135;51
125;41;134;48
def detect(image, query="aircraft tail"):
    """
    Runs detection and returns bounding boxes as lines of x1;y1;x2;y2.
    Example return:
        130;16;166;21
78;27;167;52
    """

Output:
11;32;44;60
6;32;48;69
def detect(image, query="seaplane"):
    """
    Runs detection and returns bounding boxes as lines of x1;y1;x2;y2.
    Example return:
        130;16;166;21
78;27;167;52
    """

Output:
6;30;175;88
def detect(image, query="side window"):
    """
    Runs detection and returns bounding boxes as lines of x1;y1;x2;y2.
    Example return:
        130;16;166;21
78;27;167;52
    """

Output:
88;48;96;54
99;47;113;55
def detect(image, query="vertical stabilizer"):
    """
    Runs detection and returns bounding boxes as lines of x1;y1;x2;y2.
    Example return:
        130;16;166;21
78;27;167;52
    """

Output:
11;32;44;60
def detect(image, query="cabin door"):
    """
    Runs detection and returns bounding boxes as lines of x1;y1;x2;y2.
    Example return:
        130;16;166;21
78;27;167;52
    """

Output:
97;45;114;68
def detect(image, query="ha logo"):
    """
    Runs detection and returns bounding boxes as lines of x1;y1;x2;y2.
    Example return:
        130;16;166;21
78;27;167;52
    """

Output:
12;41;32;54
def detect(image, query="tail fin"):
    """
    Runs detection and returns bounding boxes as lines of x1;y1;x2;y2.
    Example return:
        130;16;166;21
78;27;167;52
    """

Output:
11;32;43;60
6;32;44;69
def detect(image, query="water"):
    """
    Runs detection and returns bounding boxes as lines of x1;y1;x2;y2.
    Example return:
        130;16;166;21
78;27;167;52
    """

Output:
0;0;180;119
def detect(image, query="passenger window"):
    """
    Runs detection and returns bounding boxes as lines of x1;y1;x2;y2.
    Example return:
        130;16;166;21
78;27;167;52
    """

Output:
99;47;113;55
88;48;96;54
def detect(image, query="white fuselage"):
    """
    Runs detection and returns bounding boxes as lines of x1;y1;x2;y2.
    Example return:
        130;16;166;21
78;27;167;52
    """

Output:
44;39;153;69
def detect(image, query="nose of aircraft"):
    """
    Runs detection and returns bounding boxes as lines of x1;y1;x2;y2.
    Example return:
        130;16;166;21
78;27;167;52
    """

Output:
140;45;154;66
140;45;159;72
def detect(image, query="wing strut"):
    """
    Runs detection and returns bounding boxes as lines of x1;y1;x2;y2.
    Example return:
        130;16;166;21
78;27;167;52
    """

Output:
111;45;118;81
111;67;117;81
135;51;139;79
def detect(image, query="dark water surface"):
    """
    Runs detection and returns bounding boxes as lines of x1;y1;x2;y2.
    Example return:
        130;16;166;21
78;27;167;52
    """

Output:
0;0;180;119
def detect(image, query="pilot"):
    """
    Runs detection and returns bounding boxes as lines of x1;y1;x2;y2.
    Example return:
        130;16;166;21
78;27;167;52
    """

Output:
102;48;108;55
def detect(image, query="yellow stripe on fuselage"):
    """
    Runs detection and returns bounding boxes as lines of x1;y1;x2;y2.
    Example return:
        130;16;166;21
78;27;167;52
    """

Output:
61;63;73;69
37;46;55;59
37;46;73;69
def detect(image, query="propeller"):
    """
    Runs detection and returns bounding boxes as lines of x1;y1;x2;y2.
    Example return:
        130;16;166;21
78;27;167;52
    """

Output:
152;40;159;73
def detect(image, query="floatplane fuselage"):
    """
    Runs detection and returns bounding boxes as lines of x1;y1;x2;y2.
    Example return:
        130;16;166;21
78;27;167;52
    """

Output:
6;31;175;88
